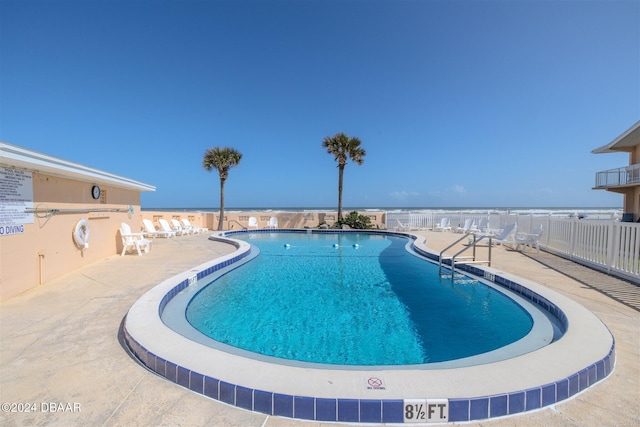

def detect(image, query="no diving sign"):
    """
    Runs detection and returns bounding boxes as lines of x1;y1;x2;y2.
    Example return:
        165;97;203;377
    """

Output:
0;224;25;236
365;376;385;390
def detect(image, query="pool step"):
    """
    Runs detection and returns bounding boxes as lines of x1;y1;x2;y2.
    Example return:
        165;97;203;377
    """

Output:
454;260;491;265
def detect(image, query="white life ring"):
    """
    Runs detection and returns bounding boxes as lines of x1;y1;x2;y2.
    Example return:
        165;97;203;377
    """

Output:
73;219;90;249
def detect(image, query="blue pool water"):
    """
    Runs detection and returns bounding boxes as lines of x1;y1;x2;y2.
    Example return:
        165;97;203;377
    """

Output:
185;232;533;366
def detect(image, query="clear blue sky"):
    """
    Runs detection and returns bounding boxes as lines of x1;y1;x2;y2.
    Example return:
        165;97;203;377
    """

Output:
1;0;638;209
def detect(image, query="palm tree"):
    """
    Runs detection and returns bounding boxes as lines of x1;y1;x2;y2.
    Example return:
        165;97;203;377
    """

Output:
322;132;366;220
203;147;243;231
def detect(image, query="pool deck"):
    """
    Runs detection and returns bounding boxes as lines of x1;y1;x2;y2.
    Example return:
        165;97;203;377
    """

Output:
1;230;638;426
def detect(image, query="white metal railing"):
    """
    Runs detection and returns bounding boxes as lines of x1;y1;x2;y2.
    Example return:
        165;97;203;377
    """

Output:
386;211;640;283
594;163;640;188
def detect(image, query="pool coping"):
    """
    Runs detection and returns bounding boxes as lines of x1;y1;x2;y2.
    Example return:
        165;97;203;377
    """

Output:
123;229;615;423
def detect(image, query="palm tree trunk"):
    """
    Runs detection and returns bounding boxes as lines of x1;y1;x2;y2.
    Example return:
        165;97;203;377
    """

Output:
217;177;226;231
337;165;345;220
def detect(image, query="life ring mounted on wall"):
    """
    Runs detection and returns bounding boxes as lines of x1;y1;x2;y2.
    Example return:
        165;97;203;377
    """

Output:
73;218;90;249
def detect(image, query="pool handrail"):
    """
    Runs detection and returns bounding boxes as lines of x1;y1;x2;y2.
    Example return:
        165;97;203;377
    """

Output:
439;232;492;279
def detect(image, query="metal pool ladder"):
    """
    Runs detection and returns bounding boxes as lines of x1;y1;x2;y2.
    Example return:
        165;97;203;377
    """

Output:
228;220;247;230
438;233;493;281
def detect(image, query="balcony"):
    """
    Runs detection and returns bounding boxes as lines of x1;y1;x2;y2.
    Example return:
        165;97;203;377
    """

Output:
594;164;640;188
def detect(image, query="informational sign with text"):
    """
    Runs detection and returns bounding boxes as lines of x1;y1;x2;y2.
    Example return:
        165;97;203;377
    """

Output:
0;166;34;236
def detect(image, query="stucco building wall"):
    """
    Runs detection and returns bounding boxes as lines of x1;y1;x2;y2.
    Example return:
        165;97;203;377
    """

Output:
140;210;387;232
1;142;154;301
1;171;145;301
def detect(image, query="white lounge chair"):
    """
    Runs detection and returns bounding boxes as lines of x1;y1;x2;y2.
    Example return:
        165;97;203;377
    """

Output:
471;223;517;247
120;222;152;256
471;218;489;233
171;218;192;235
248;217;259;229
490;223;517;246
395;218;411;231
433;218;451;232
485;220;508;236
266;217;278;229
515;224;543;253
455;218;475;233
159;218;183;236
181;218;207;234
142;219;175;238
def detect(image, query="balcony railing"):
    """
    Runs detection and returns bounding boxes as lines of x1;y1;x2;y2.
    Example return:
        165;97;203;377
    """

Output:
594;164;640;188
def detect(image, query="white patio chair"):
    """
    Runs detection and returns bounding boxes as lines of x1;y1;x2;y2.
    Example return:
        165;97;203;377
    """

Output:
395;218;411;231
492;223;518;246
454;218;475;233
172;218;192;235
515;224;543;253
470;218;489;233
142;219;174;238
248;217;259;229
266;217;278;229
120;222;152;256
470;223;517;247
159;218;183;236
181;218;207;234
433;218;451;232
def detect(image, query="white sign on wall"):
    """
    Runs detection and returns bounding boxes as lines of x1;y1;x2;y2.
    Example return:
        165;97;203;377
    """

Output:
0;166;33;236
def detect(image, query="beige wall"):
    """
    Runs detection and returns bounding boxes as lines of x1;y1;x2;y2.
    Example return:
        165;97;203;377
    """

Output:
618;187;637;219
140;211;210;232
629;144;640;220
601;184;638;221
141;210;387;231
1;172;143;301
632;187;640;221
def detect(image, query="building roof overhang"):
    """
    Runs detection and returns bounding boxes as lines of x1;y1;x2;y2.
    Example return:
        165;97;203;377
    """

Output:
592;120;640;154
0;142;156;192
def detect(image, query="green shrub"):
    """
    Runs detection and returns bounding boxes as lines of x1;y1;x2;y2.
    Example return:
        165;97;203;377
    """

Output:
337;211;374;229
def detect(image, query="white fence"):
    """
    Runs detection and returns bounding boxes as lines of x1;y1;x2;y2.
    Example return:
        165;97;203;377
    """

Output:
386;211;640;284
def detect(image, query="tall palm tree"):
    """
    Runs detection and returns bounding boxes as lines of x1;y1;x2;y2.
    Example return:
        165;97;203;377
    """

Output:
203;147;243;231
322;132;366;220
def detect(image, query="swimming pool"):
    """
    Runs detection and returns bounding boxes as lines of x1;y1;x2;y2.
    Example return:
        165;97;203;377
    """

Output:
184;232;538;366
124;230;615;423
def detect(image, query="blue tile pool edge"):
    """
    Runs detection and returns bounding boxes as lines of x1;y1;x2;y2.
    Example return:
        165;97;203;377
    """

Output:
123;229;616;423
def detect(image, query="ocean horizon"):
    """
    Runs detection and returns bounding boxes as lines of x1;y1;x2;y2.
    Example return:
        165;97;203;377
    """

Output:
142;206;622;215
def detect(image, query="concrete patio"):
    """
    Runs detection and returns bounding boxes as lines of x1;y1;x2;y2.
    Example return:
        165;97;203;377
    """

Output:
1;230;638;426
